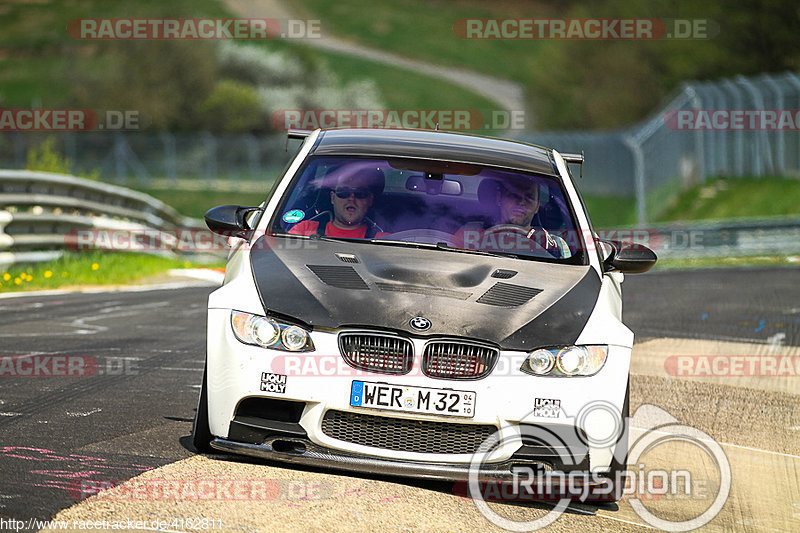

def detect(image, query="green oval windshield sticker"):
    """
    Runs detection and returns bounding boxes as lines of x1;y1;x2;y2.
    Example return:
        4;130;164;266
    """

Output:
282;209;305;224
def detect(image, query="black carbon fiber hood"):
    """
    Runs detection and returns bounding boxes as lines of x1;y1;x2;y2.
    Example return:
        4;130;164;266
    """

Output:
249;237;600;350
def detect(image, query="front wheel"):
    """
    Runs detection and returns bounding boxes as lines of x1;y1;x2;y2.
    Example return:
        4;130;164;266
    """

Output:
191;364;214;453
596;378;630;502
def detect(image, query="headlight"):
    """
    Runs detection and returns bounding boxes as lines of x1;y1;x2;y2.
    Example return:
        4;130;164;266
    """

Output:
555;347;585;375
230;310;314;352
281;325;308;351
521;346;607;377
523;349;555;375
250;316;280;346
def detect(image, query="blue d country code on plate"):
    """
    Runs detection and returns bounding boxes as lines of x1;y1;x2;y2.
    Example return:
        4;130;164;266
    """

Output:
350;380;476;418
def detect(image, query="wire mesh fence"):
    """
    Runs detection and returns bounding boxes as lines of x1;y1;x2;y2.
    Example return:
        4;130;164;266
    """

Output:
521;71;800;223
1;71;798;224
0;131;290;189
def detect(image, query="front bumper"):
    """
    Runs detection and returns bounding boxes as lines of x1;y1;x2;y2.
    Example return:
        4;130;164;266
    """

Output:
210;435;596;483
206;307;631;474
211;437;515;481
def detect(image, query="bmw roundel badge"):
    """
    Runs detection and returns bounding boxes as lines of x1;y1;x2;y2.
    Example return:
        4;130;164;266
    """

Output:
409;316;431;331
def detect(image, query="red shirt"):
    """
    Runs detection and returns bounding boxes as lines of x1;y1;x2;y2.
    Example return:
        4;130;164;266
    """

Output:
289;221;388;238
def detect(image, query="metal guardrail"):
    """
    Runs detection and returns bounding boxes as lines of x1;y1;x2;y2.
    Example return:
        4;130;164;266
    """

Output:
619;216;800;259
0;169;206;266
1;170;797;266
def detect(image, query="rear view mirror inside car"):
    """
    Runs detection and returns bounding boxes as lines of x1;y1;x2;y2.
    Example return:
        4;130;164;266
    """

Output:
405;175;463;195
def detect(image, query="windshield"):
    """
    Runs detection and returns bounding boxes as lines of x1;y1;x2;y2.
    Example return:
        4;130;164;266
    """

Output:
270;156;586;263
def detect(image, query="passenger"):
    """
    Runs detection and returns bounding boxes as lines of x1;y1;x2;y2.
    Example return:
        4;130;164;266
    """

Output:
289;168;388;239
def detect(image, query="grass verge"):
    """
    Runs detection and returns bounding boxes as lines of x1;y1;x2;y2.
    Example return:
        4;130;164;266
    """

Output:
255;39;503;130
582;194;637;228
0;252;218;293
2;0;498;127
136;187;273;219
583;176;800;228
293;0;544;88
653;255;800;271
656;177;800;222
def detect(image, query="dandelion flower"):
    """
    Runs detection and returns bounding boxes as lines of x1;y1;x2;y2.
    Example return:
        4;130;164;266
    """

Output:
44;270;53;278
14;278;21;285
91;263;99;271
2;273;9;281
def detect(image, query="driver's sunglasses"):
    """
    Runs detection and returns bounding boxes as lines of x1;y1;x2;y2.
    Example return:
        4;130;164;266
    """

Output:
334;188;370;199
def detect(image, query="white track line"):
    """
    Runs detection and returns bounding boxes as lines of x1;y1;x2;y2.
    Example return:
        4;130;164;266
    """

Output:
631;426;800;460
0;280;216;300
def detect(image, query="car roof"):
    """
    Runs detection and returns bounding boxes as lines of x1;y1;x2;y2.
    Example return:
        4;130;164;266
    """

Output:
310;128;559;177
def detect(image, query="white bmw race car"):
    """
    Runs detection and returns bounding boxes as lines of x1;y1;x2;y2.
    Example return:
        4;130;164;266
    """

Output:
192;128;656;500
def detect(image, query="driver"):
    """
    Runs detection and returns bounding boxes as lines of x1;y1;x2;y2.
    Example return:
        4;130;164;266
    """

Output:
289;168;388;239
451;176;570;257
497;176;540;227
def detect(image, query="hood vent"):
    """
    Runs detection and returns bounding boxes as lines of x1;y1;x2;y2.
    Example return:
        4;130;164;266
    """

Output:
375;282;471;300
335;253;359;264
476;282;542;307
491;269;517;279
307;265;369;290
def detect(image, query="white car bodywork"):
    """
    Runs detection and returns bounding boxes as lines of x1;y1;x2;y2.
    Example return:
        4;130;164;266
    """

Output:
199;130;635;483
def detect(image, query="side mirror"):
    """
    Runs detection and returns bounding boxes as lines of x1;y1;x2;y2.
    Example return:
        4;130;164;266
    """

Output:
600;240;657;274
204;205;262;239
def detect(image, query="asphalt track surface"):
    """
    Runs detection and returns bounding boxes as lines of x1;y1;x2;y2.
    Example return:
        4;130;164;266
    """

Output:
0;266;797;532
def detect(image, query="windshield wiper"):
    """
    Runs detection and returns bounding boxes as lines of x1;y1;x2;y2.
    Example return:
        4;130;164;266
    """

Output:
434;241;520;259
273;233;361;245
275;232;521;258
368;238;517;259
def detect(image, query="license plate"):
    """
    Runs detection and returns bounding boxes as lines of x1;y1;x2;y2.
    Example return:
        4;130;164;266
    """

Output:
350;381;476;418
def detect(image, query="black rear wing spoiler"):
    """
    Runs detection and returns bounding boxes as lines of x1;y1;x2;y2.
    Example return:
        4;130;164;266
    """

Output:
288;129;312;140
560;151;584;178
286;129;313;150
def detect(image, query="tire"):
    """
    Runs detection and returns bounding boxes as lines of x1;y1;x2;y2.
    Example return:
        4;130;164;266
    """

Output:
191;364;214;453
601;377;630;502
